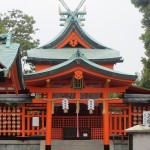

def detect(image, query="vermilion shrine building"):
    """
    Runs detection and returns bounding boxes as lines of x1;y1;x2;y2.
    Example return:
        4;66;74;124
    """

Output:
0;3;150;150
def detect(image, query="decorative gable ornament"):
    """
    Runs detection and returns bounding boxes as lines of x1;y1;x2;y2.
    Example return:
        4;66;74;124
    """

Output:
72;70;84;90
69;38;78;47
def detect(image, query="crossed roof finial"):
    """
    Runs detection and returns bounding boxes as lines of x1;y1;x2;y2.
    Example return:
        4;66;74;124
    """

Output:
59;0;86;26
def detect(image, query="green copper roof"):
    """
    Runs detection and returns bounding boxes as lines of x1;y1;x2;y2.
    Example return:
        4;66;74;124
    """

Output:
27;21;122;65
0;32;20;76
25;50;136;81
39;21;111;49
27;48;122;61
0;32;25;90
0;43;20;76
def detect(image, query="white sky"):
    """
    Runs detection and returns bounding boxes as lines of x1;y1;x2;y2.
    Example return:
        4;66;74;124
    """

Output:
0;0;145;75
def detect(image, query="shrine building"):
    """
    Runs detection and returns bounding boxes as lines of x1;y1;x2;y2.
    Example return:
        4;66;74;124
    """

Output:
0;1;150;150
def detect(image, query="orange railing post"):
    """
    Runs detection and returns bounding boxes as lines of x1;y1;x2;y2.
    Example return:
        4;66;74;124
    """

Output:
128;103;132;128
109;112;112;135
22;104;25;137
124;110;127;135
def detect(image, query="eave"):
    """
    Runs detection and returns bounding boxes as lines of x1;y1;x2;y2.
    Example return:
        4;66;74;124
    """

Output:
25;51;137;82
27;48;123;64
27;57;123;65
123;86;150;103
126;85;150;94
0;94;32;103
124;94;150;103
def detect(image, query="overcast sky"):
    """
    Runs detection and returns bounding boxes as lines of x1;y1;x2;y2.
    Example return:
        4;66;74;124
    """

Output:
0;0;145;75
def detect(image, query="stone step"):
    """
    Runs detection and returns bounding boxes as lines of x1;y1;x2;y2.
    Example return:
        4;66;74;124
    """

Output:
0;140;128;150
51;140;104;150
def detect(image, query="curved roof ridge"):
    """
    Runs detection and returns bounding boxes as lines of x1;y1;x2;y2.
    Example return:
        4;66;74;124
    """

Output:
76;22;112;50
38;25;69;49
37;21;114;49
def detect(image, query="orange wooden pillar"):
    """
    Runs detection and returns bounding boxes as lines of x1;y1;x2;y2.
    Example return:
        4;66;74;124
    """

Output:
45;93;52;150
103;92;110;150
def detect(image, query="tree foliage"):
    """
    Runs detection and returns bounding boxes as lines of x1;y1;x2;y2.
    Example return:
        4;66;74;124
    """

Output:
131;0;150;88
0;15;8;34
0;9;40;50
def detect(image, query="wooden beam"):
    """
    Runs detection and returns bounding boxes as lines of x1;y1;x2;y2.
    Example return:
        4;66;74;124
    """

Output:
27;86;128;93
32;98;123;104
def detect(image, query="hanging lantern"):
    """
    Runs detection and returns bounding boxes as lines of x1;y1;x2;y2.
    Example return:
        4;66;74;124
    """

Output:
87;99;95;114
62;98;69;113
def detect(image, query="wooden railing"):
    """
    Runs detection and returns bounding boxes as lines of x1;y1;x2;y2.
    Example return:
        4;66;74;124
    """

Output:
0;105;103;139
109;111;129;135
52;116;102;128
0;104;150;139
109;103;130;136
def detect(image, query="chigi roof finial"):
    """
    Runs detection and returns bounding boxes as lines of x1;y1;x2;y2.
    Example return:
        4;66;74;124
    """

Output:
59;0;86;26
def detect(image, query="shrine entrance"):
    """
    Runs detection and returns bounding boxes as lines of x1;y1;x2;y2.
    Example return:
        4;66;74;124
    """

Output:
53;103;103;140
24;52;138;150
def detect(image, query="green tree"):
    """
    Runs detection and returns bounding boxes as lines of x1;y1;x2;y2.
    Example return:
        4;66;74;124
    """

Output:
131;0;150;88
0;9;40;50
0;16;8;33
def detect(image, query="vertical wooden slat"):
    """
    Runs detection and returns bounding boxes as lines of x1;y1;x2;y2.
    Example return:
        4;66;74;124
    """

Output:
22;104;25;137
27;111;30;136
124;110;126;135
119;111;121;135
128;104;132;128
32;111;34;136
37;111;40;135
7;106;11;136
12;107;16;136
42;111;45;135
114;111;117;134
109;112;112;135
3;106;6;136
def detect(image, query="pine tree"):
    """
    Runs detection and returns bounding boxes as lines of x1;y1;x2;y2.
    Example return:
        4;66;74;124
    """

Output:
131;0;150;88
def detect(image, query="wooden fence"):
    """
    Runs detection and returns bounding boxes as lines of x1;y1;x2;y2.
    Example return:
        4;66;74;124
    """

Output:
0;103;149;139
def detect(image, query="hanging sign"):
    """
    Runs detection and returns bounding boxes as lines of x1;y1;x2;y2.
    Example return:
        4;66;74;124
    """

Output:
32;117;39;127
143;111;150;127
